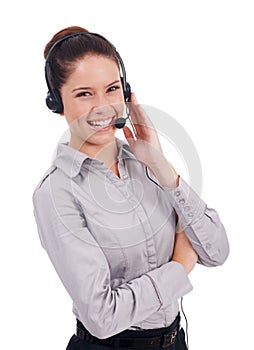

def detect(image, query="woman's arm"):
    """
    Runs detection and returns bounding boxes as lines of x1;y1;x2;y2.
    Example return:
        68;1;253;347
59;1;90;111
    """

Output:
122;94;229;268
172;230;198;274
32;175;192;339
149;159;230;267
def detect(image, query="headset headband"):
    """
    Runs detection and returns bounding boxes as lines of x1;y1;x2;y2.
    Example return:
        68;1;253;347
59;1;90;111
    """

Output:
45;31;131;113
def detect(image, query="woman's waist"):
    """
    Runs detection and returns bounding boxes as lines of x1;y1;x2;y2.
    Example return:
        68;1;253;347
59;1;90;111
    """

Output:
125;303;179;333
76;311;181;341
73;300;179;335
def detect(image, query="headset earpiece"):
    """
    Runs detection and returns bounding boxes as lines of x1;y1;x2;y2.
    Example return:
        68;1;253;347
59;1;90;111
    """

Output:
120;78;131;102
124;82;131;102
45;88;63;114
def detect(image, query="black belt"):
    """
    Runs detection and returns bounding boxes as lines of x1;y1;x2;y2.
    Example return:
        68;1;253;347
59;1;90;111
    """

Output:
76;315;180;348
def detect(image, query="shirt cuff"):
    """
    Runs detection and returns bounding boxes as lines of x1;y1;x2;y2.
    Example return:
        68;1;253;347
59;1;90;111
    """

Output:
162;176;207;230
145;261;193;308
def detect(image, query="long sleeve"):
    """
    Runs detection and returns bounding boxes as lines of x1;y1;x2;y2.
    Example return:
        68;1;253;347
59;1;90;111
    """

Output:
32;176;192;339
163;176;229;267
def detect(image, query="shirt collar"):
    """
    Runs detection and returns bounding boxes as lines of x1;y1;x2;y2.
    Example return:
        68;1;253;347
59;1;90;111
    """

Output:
52;137;136;178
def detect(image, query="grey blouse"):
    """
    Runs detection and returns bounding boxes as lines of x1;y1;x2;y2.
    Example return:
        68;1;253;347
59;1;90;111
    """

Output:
32;137;229;339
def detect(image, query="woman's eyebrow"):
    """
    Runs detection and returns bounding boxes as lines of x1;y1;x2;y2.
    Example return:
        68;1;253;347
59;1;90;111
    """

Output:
72;80;121;93
105;80;121;87
72;86;92;93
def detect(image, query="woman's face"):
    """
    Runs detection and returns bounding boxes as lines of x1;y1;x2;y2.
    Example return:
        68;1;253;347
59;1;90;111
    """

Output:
60;54;125;147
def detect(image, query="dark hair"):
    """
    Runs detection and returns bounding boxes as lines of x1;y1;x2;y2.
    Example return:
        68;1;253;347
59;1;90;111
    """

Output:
44;26;120;91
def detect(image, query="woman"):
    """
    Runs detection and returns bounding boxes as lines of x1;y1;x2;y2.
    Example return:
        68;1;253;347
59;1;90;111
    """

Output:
32;26;229;350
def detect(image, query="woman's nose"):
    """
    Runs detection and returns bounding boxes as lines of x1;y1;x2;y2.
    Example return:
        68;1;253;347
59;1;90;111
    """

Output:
91;94;118;117
91;103;116;119
93;93;111;109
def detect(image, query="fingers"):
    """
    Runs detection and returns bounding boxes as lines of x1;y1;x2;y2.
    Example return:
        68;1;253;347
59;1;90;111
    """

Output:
128;93;156;136
122;125;135;148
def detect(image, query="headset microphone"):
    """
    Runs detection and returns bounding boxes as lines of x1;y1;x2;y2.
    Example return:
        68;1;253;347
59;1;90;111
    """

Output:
114;116;127;129
114;106;138;141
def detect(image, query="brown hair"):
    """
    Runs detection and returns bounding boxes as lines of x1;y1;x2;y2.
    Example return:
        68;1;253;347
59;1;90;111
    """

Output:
44;26;119;91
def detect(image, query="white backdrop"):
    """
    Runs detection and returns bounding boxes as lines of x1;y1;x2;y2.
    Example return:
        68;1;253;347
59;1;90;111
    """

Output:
1;0;253;349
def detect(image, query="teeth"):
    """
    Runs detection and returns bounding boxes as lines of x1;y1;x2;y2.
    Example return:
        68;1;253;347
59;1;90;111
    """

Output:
88;117;113;128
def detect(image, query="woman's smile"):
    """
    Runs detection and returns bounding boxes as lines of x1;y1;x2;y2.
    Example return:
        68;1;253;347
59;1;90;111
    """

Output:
87;115;116;131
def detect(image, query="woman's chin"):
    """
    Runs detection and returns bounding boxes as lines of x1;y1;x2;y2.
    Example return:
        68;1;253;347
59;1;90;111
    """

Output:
86;126;116;144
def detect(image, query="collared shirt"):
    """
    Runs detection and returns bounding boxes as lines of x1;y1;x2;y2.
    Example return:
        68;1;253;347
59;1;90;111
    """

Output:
32;137;229;339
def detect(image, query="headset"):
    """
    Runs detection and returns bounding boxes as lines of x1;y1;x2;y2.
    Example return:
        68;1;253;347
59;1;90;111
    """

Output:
44;31;131;114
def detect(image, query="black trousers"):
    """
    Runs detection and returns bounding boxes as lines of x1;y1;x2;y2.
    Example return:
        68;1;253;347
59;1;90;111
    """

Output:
66;314;188;350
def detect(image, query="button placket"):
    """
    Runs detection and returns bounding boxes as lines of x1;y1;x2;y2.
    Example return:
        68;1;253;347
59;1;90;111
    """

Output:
118;159;129;182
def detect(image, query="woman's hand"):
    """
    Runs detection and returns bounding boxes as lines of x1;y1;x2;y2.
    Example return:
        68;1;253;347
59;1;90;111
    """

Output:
122;93;164;166
172;231;198;274
122;93;179;188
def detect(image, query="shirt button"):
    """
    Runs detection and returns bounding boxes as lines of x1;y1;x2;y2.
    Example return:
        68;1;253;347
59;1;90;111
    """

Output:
175;190;181;197
187;212;194;217
122;174;128;180
205;243;211;250
179;198;185;204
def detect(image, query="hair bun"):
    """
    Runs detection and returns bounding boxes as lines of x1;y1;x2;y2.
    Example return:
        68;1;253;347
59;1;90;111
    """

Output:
44;26;89;58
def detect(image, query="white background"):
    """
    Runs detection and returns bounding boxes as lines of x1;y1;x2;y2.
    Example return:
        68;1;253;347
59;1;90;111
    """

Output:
1;0;253;349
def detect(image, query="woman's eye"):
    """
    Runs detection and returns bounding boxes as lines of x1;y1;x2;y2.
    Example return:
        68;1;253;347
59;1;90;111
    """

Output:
75;91;91;98
107;85;121;92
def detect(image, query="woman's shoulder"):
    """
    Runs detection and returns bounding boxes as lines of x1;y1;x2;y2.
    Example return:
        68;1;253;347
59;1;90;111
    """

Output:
32;164;77;212
33;165;58;192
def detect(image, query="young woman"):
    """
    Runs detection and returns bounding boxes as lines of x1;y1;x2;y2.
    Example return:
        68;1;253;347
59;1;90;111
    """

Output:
32;26;229;350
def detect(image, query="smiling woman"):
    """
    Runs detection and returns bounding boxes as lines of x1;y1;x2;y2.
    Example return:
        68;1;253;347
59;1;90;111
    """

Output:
44;27;126;164
32;25;229;350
